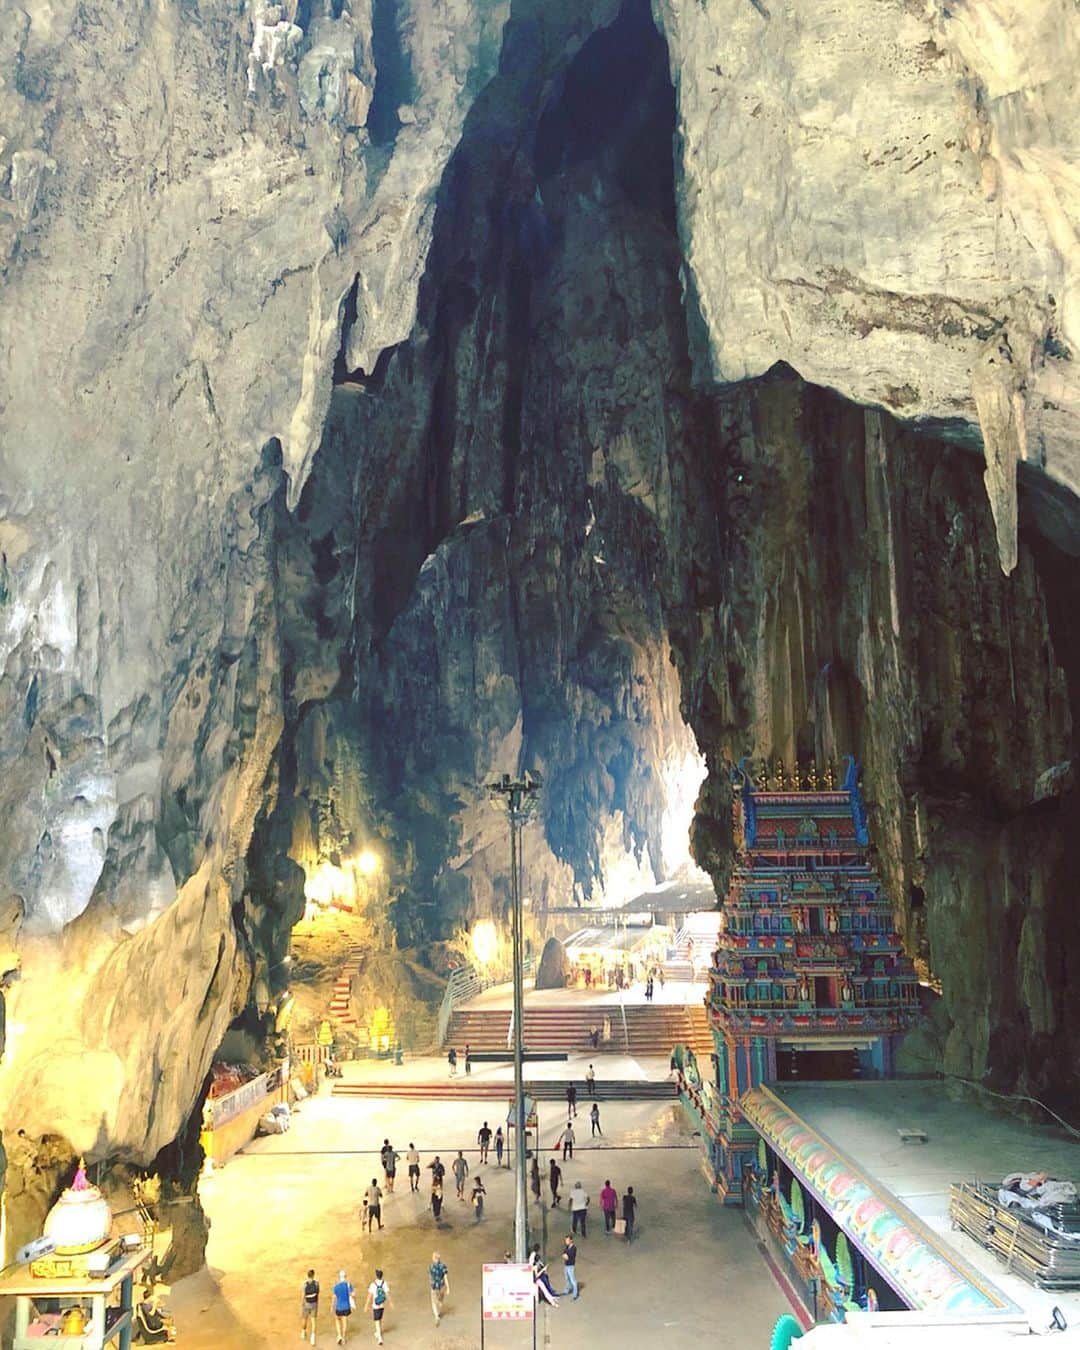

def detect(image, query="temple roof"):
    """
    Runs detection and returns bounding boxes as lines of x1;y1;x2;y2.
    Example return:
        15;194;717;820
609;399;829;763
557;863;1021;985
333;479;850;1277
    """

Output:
741;1087;1017;1318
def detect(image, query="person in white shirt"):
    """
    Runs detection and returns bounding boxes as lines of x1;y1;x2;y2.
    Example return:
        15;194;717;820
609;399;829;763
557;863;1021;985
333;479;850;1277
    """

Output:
364;1270;390;1345
569;1179;590;1236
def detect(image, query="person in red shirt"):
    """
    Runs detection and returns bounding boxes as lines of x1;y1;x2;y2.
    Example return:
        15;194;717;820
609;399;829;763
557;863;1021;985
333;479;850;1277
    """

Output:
600;1178;618;1233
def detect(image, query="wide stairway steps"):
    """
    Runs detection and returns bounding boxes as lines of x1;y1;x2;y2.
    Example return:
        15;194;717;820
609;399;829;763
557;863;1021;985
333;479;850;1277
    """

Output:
445;1002;712;1057
332;1078;676;1102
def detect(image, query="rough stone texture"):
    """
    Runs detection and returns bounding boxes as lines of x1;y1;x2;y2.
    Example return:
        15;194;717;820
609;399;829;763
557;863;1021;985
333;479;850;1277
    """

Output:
535;936;568;990
3;0;1080;1258
653;0;1080;570
0;0;512;1228
664;368;1080;1114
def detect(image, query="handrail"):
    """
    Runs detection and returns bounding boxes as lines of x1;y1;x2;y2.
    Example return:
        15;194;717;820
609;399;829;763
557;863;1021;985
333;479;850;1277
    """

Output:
436;960;535;1048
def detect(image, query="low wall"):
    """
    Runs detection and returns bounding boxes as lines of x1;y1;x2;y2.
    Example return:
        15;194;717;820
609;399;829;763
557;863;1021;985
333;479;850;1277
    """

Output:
200;1072;286;1167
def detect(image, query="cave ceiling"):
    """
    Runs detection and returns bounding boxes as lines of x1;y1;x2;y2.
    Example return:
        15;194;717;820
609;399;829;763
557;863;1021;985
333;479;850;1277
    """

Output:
0;0;1078;1236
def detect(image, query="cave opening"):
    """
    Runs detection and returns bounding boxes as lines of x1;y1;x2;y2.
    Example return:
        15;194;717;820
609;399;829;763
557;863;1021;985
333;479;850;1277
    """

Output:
228;0;716;1079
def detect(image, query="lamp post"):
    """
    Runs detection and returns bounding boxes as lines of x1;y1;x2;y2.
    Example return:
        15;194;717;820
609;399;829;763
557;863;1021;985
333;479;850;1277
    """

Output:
487;770;542;1263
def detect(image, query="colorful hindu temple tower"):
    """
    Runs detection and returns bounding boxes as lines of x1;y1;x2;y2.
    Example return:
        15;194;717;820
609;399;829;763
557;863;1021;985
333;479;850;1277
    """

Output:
703;757;919;1202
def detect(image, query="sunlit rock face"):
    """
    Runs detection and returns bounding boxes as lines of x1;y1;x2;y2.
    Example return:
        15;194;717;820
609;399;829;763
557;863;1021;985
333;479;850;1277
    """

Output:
654;0;1080;572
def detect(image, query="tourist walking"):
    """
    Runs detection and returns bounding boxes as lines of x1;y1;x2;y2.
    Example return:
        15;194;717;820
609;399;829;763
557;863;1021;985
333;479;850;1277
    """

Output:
585;1063;596;1097
300;1268;319;1345
622;1185;637;1242
431;1178;444;1223
600;1178;618;1233
448;1047;458;1076
428;1252;449;1325
658;966;666;990
465;1042;472;1074
406;1142;420;1192
602;1015;612;1044
364;1268;390;1345
531;1154;541;1200
561;1235;579;1299
452;1150;469;1199
549;1156;562;1206
332;1269;355;1346
365;1178;384;1231
530;1246;559;1306
428;1155;446;1186
478;1120;492;1162
566;1082;578;1118
380;1139;399;1192
569;1179;589;1236
562;1122;575;1161
471;1175;486;1221
590;1101;602;1137
494;1126;505;1166
589;1025;600;1050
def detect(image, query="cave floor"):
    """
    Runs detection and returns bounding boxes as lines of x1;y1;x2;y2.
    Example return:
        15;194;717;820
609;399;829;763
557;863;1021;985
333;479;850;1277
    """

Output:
773;1081;1080;1330
170;1062;790;1348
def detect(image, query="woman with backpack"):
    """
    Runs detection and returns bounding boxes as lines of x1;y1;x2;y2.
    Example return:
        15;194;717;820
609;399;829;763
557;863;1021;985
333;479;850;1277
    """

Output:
365;1268;391;1345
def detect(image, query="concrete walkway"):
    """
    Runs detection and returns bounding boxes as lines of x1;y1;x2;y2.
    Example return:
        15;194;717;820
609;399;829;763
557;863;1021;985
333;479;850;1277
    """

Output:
170;1064;790;1348
462;979;708;1010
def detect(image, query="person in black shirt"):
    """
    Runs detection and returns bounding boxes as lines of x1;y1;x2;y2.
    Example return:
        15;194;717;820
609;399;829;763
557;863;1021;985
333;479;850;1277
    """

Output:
477;1121;492;1162
561;1235;579;1299
300;1268;319;1344
622;1186;637;1242
549;1157;562;1206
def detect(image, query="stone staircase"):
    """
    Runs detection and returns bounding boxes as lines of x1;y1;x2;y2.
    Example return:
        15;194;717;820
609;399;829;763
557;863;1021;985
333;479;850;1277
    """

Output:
445;1001;712;1057
327;944;365;1031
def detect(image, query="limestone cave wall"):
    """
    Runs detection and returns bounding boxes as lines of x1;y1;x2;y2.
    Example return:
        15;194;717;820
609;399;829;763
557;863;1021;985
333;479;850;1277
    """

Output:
1;0;1080;1259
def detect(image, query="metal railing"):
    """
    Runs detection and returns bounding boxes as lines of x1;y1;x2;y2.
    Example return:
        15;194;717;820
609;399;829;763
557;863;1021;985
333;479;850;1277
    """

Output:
434;958;536;1048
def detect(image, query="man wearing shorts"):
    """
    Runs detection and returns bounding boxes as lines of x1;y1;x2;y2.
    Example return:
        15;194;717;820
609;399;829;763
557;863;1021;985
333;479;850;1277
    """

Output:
406;1142;421;1192
300;1268;319;1344
332;1269;354;1345
428;1251;449;1324
365;1268;391;1344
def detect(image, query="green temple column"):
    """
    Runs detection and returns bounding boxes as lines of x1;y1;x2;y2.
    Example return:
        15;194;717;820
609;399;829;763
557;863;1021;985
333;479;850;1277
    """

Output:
751;1036;769;1089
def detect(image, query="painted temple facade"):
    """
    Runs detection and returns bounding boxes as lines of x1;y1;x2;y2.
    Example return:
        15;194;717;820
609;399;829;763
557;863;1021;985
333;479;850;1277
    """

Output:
699;757;920;1202
672;759;1018;1321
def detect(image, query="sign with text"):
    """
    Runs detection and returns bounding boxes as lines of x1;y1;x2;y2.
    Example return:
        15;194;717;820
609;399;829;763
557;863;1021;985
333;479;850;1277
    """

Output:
482;1263;534;1321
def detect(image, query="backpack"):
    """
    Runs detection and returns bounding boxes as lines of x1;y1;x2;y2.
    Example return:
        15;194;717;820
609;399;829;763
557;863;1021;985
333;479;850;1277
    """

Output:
304;1279;319;1302
374;1281;387;1307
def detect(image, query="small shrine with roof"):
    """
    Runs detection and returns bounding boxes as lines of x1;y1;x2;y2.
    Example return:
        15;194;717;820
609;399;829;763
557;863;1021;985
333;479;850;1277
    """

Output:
704;756;919;1201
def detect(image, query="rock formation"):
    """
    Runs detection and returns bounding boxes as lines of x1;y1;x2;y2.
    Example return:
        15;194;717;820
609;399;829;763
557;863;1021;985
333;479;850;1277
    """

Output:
535;937;569;991
1;0;1079;1257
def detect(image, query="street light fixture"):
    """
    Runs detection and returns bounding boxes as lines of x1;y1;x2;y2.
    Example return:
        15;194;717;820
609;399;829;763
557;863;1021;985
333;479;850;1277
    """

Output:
487;769;542;1263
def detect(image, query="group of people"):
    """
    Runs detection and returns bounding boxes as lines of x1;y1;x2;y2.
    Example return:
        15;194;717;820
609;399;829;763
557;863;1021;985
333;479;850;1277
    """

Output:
300;1266;393;1346
529;1176;640;1310
446;1043;473;1075
423;1150;487;1224
643;966;665;1001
